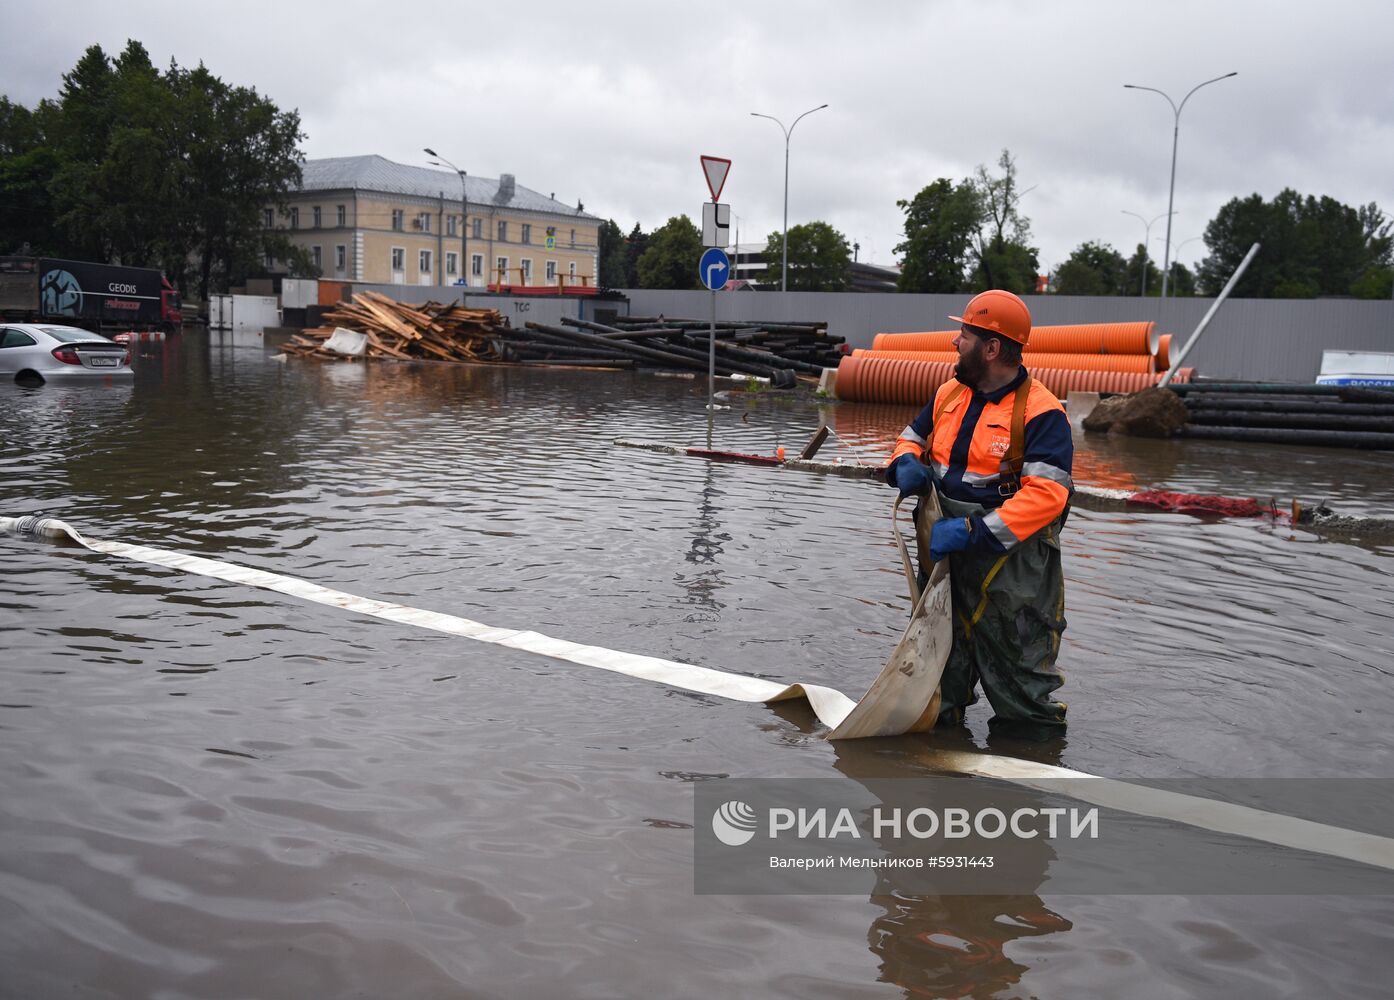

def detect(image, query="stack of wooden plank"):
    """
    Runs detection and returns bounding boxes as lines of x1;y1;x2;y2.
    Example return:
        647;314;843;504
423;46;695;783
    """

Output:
283;291;505;362
280;294;841;384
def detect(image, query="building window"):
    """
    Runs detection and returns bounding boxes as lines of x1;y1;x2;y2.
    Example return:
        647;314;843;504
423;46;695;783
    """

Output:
335;245;346;270
568;261;577;279
263;208;273;228
569;228;575;247
311;245;322;269
520;258;533;283
496;256;508;283
446;252;458;276
447;215;457;237
336;204;346;226
545;260;557;283
289;207;299;229
497;220;508;242
312;206;321;229
391;247;404;271
419;249;432;273
417;212;431;233
264;253;274;269
472;218;482;239
521;223;531;244
471;254;483;277
392;209;404;231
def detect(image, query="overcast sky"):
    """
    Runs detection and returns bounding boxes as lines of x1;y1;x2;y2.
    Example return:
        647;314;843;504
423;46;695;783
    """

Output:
4;1;1391;275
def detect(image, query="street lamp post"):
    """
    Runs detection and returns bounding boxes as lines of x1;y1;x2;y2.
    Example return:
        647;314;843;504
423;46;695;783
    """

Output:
1124;72;1236;300
750;104;828;292
1152;235;1205;295
1121;209;1175;297
424;147;467;288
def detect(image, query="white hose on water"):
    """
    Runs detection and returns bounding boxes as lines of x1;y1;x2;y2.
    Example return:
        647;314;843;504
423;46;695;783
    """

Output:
5;513;1393;875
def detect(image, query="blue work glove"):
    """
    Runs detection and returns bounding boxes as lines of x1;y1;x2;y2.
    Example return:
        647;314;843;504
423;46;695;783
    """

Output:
929;517;973;563
887;454;932;498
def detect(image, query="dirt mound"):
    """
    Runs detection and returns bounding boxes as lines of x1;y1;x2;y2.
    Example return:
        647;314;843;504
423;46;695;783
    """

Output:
1081;387;1189;438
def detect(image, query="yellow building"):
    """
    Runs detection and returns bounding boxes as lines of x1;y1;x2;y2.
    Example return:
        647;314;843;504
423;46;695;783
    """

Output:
266;155;601;288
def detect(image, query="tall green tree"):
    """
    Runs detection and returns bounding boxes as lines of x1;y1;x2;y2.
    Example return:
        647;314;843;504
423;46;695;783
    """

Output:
0;97;60;253
622;222;648;288
969;149;1039;294
763;220;851;291
0;40;304;297
1165;260;1197;297
893;151;1039;295
596;219;626;289
171;63;304;297
894;178;980;292
1053;241;1127;295
636;215;702;289
1198;189;1393;298
1122;242;1164;297
44;43;118;261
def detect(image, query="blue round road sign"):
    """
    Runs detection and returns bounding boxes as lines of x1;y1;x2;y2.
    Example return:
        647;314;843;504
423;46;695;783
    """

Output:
698;247;731;291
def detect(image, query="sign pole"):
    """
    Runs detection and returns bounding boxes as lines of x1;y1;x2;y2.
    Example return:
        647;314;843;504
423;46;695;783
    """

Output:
698;155;733;451
707;282;716;448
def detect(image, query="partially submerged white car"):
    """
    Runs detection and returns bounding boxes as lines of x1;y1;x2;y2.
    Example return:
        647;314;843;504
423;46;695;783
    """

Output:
0;323;132;382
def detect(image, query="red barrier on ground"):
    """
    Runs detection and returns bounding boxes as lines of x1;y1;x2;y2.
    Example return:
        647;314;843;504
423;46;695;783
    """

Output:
1125;490;1282;519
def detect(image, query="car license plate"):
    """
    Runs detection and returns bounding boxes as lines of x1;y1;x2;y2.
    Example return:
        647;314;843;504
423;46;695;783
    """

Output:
89;356;119;367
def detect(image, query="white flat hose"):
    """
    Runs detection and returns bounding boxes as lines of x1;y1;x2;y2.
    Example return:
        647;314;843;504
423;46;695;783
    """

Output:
6;513;1394;874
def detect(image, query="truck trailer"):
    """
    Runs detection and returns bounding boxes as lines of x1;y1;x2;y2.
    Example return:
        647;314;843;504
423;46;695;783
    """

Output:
0;256;182;333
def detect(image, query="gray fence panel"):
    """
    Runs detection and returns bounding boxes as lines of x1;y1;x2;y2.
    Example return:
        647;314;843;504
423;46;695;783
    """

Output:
348;283;610;331
617;289;1394;382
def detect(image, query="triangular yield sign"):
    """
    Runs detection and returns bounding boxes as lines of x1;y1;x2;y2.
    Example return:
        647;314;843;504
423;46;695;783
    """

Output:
700;155;731;202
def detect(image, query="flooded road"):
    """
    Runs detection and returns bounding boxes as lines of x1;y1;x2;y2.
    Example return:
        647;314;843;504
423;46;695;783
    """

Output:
3;329;1393;998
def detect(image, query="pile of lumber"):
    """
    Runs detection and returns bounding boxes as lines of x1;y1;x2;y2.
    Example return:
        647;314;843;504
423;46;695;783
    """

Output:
281;294;841;384
495;316;843;382
282;291;505;362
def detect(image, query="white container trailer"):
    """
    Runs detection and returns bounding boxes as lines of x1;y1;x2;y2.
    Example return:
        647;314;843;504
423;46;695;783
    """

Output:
281;279;318;309
208;294;281;331
1316;350;1394;387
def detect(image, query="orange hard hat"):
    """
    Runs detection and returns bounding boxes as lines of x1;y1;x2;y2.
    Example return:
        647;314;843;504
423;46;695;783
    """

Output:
949;289;1032;346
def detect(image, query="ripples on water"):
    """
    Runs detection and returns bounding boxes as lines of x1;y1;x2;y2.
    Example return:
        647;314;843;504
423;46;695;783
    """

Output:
2;330;1392;998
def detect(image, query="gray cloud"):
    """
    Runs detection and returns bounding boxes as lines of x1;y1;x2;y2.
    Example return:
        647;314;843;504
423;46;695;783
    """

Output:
4;0;1391;275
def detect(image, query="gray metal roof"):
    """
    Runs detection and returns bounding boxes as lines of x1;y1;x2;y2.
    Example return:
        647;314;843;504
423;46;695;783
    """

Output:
297;155;599;219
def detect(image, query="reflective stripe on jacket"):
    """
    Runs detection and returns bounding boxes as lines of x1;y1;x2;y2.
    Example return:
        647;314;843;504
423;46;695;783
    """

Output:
888;367;1073;552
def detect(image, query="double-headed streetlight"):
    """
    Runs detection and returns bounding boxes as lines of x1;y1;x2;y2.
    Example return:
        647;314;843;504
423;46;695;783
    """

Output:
1121;209;1175;297
750;104;828;292
1152;235;1205;295
424;147;467;286
1124;72;1236;299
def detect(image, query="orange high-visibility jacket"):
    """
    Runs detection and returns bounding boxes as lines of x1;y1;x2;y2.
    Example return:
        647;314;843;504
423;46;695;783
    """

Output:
888;368;1073;552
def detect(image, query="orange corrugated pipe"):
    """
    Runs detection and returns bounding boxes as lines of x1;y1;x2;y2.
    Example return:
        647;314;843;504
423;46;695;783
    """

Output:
872;322;1160;355
834;356;1190;404
1155;334;1172;372
870;330;960;352
851;349;1157;373
834;358;959;406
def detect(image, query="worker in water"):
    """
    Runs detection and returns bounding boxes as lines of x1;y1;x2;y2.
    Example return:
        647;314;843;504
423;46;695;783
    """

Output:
884;290;1073;730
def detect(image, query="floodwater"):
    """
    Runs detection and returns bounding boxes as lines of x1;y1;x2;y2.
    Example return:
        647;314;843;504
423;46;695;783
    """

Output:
3;329;1393;999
